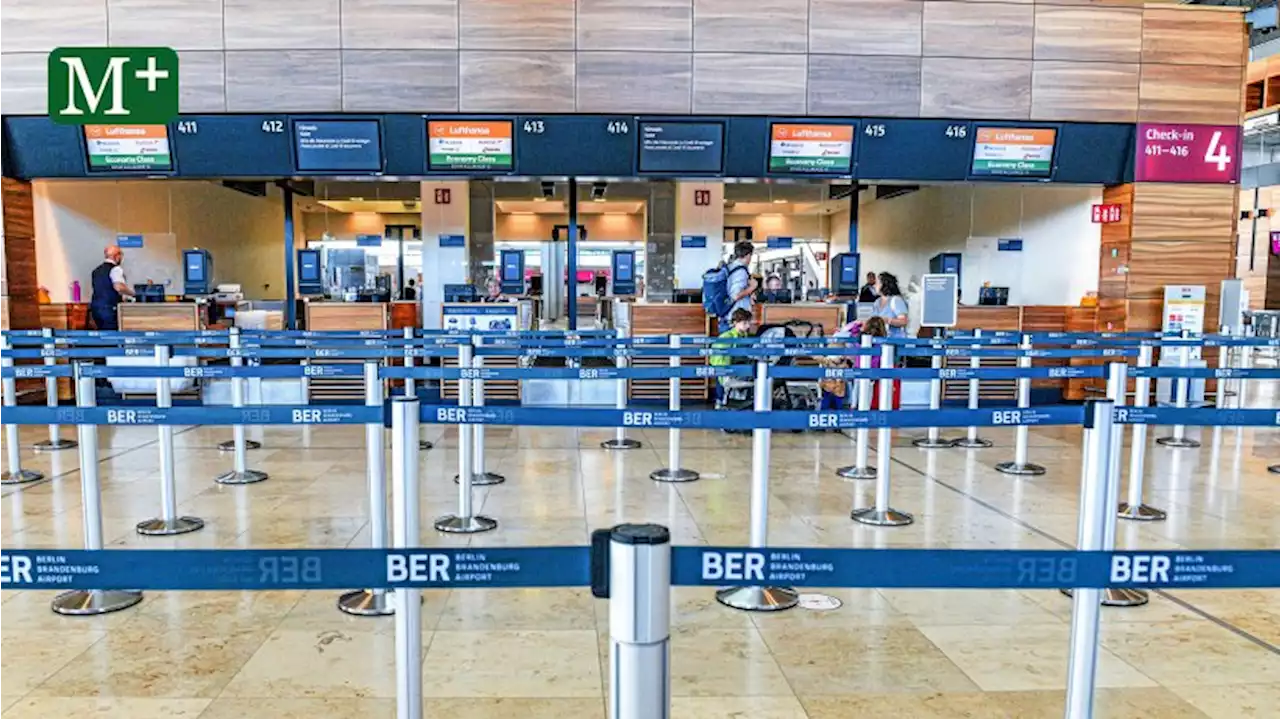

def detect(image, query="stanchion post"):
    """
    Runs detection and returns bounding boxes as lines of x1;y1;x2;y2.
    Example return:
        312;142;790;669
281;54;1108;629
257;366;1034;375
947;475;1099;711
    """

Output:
852;344;913;527
136;345;204;536
603;327;642;450
338;361;396;614
33;327;75;451
1;335;44;484
436;337;497;533
913;332;955;449
466;336;504;486
651;335;698;483
403;327;433;451
1156;330;1199;448
391;397;423;719
216;328;268;484
717;360;798;611
954;329;992;448
219;327;260;452
1118;345;1165;521
609;524;672;719
837;335;876;480
1101;362;1147;606
51;362;144;615
996;334;1046;476
1063;399;1114;719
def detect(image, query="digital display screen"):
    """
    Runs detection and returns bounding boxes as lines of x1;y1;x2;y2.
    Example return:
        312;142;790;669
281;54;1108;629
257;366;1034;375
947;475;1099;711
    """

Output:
768;123;853;175
638;122;724;174
971;127;1056;178
186;256;204;282
429;120;513;171
84;125;172;172
501;251;523;282
615;253;633;282
293;120;383;172
298;251;321;282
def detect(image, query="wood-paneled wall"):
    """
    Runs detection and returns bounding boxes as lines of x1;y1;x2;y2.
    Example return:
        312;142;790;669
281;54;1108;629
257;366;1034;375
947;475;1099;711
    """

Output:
0;1;1246;121
2;179;39;331
1237;187;1278;311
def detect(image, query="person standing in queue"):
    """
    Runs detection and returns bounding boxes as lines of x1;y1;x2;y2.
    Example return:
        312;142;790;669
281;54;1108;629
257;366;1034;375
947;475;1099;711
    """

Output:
871;271;910;338
724;240;757;330
89;245;135;331
858;271;878;303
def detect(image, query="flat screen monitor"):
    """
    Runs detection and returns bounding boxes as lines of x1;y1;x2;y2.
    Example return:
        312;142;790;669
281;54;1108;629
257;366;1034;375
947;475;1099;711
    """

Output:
768;123;854;175
293;119;383;173
83;125;173;172
970;127;1056;179
762;290;793;304
428;120;513;171
185;256;204;283
978;287;1010;306
298;250;321;283
638;122;724;174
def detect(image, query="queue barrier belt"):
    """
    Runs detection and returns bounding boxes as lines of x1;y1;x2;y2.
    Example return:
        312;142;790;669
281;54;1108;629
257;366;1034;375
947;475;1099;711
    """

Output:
1;547;1275;592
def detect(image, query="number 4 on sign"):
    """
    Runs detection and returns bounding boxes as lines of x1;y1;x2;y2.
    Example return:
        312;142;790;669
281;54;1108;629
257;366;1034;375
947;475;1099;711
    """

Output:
1205;131;1232;172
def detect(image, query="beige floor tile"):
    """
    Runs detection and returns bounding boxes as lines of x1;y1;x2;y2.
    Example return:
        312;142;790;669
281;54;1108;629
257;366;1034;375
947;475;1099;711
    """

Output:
0;697;211;718
671;695;807;718
757;625;980;696
421;697;606;718
801;687;1209;719
0;629;107;697
275;589;451;635
125;590;302;634
422;630;602;698
879;589;1064;626
30;627;267;698
1170;683;1280;719
436;588;596;631
1100;620;1280;686
220;628;399;698
196;697;395;718
666;626;793;697
917;623;1156;691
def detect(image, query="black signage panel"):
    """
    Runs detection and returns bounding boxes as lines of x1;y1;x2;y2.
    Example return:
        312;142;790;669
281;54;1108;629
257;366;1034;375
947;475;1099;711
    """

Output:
856;119;974;182
1055;123;1132;185
4;118;99;178
517;116;636;176
382;115;429;176
168;115;294;177
638;121;725;174
293;119;383;173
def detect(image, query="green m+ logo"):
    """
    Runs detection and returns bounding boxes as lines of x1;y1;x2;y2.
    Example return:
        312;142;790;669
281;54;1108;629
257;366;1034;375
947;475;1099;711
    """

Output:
48;47;179;125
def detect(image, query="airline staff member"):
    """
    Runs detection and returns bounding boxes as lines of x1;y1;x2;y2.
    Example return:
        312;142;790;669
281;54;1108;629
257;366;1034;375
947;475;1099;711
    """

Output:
90;245;135;331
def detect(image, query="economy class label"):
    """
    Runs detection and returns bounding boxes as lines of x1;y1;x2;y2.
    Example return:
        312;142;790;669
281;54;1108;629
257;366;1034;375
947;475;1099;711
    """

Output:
971;127;1056;177
84;124;171;170
769;124;853;173
428;120;512;170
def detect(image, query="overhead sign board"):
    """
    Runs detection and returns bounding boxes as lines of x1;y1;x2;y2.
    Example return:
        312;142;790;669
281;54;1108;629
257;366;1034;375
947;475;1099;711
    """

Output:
428;120;513;171
293;119;383;173
971;127;1056;178
768;123;854;174
638;121;724;174
1134;123;1240;184
84;124;171;171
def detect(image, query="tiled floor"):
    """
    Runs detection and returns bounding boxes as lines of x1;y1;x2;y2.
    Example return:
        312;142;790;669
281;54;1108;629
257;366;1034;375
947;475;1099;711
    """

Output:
1;379;1277;718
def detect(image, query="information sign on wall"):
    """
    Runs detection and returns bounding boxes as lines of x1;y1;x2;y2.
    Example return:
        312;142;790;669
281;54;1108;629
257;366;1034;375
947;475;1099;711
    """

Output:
84;125;171;171
293;120;382;173
768;123;854;174
766;236;793;249
438;234;465;248
680;235;707;249
970;127;1056;178
1134;123;1240;184
920;274;959;328
355;234;382;247
1092;204;1122;223
442;304;518;332
638;122;724;174
116;234;144;248
428;120;513;171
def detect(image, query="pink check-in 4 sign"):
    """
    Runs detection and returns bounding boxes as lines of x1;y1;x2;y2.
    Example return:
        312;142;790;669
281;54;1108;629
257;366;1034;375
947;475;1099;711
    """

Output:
1135;123;1241;183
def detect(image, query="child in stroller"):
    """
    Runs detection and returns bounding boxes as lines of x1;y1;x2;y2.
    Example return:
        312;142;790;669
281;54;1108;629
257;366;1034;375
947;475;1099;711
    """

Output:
715;315;825;432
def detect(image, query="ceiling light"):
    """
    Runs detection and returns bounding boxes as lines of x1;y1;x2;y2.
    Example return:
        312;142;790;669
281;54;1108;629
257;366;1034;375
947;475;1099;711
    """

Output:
773;199;786;204
350;197;364;202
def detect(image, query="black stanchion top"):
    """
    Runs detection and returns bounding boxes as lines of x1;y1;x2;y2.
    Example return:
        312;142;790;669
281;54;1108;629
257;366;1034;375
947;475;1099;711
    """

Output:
611;523;671;546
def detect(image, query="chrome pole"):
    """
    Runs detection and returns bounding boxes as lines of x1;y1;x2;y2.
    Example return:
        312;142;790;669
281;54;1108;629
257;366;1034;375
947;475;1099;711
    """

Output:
216;327;267;484
137;345;203;536
436;341;497;534
997;334;1045;475
837;334;876;479
1;335;43;484
391;397;423;719
913;335;954;448
339;361;395;614
33;327;75;451
467;336;504;485
603;327;641;450
1157;330;1199;448
852;344;912;527
609;524;672;719
1118;345;1165;521
219;327;260;452
651;335;697;482
954;329;992;448
403;327;433;451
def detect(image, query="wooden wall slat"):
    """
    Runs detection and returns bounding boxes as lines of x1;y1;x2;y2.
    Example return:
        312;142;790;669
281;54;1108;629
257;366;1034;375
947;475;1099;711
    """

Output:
225;51;342;111
341;50;459;111
692;54;807;115
577;0;692;52
1030;61;1139;122
921;58;1031;119
1141;7;1247;67
459;51;575;112
807;55;922;116
1126;241;1234;299
178;51;227;112
809;0;922;56
923;1;1034;60
2;179;39;331
693;0;808;54
341;0;459;50
1130;184;1238;243
459;0;575;50
1138;63;1244;126
576;52;693;114
1033;6;1141;63
108;0;225;50
223;0;340;50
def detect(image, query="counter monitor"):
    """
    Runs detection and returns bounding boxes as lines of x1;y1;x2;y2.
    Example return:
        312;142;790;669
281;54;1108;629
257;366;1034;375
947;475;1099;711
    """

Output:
428;120;513;171
970;127;1056;178
293;119;383;173
768;123;854;175
83;125;173;172
638;121;724;174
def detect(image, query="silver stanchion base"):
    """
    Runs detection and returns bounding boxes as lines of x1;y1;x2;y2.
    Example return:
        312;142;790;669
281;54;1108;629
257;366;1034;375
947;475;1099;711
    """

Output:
453;472;506;486
1155;436;1200;448
836;465;876;480
136;516;205;536
1270;465;1280;474
215;469;269;485
851;507;914;526
715;585;799;612
419;440;433;451
34;438;77;451
650;468;699;483
1117;502;1167;521
1060;588;1150;607
952;437;994;449
434;514;498;534
995;461;1047;476
218;439;261;451
337;589;395;616
51;589;143;616
601;438;642;450
912;437;956;449
1;469;44;485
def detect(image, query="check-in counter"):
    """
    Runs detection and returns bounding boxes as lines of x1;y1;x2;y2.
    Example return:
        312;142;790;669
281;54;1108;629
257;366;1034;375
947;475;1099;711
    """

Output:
119;302;203;331
302;302;388;401
758;303;845;336
945;305;1074;403
628;303;713;403
39;303;90;399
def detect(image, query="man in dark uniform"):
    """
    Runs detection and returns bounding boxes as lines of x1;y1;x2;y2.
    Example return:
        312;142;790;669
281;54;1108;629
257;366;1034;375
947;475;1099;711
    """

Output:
89;245;135;330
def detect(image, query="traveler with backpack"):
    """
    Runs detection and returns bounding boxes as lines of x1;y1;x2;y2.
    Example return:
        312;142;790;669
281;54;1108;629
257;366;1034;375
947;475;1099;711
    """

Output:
702;241;757;332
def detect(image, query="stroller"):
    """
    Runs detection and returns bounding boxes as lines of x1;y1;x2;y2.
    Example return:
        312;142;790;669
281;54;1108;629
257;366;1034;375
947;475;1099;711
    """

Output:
718;320;824;429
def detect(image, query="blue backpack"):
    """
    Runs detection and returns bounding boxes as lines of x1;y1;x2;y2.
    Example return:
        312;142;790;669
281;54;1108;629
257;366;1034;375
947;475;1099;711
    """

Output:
702;263;748;318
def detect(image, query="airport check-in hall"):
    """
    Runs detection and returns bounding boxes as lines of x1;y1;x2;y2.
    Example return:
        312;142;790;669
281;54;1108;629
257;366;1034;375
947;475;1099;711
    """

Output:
1;2;1278;719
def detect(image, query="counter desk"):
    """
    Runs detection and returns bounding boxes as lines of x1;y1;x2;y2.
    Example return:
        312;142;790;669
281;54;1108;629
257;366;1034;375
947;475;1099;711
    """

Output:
302;302;388;401
627;302;713;403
